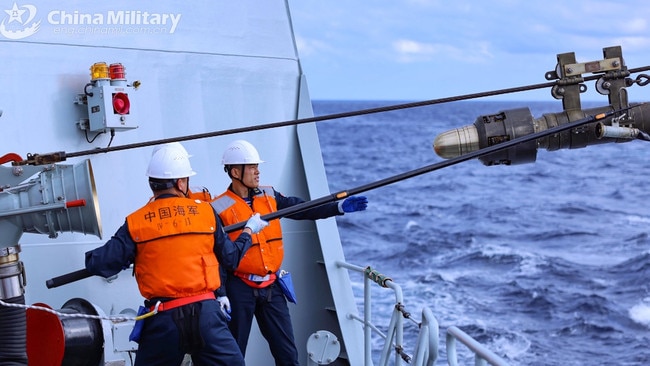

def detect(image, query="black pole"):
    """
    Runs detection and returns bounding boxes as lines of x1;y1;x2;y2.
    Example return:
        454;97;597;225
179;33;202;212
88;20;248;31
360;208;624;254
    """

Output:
45;105;638;289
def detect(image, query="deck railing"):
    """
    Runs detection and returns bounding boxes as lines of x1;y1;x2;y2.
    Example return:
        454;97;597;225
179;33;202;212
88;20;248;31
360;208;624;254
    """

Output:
336;261;509;366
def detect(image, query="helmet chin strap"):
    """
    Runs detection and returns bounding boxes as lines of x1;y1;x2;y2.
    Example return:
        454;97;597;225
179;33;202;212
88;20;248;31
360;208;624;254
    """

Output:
227;164;255;191
176;178;190;197
240;164;256;190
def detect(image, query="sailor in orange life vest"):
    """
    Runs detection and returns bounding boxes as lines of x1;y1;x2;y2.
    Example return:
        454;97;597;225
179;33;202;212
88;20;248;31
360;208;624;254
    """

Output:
147;143;231;320
84;142;269;366
211;140;369;365
147;144;235;321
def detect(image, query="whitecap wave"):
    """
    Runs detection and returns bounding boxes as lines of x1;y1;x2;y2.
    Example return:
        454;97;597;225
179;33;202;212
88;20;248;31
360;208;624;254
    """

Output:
629;299;650;327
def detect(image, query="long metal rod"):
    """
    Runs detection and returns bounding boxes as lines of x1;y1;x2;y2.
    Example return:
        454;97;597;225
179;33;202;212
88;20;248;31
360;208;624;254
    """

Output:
44;104;639;288
0;202;65;218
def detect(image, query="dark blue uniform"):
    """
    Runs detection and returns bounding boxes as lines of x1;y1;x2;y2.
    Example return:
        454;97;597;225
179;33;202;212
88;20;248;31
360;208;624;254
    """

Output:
224;187;342;366
86;197;252;366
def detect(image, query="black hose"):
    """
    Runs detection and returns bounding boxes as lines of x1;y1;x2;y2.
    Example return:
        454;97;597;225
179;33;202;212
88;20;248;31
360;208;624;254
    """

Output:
0;295;28;366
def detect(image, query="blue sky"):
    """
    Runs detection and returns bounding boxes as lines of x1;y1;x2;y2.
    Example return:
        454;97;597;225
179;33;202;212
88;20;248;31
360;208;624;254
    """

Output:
288;1;650;102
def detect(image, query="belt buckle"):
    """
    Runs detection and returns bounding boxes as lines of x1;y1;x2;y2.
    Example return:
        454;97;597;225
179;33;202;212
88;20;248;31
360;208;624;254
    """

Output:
248;274;270;282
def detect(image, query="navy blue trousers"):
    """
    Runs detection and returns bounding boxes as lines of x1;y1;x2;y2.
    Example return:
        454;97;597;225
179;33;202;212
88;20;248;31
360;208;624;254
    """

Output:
226;275;299;366
134;299;244;366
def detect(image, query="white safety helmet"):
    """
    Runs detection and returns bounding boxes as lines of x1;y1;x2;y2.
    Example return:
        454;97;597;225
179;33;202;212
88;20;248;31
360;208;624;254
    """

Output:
146;143;197;179
151;142;192;158
221;140;264;165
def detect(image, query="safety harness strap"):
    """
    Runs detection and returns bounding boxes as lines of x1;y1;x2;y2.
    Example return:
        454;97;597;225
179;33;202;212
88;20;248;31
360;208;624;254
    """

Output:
148;292;215;312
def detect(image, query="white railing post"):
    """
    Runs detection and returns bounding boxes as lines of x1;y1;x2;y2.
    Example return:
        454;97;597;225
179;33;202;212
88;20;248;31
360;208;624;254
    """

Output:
335;260;507;366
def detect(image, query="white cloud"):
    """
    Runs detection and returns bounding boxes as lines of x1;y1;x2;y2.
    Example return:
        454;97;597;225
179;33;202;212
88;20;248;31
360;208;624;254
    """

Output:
393;39;435;60
289;0;650;100
392;39;493;64
620;18;648;33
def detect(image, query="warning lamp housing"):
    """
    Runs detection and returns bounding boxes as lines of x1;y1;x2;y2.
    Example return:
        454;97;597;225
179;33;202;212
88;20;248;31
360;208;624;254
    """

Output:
76;62;138;133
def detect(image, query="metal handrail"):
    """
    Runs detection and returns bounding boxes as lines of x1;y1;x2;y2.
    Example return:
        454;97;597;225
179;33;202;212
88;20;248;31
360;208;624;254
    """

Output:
336;261;438;366
446;326;510;366
336;260;510;366
413;307;439;366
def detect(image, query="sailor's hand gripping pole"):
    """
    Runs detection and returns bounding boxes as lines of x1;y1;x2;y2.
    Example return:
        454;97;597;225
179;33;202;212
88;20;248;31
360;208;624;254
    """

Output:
45;105;639;289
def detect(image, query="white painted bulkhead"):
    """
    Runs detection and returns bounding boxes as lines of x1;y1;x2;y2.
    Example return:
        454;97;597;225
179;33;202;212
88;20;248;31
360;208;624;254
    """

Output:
1;1;364;364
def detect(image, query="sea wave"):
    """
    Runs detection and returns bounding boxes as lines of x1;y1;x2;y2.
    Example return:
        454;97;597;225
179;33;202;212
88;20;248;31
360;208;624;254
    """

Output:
316;100;650;365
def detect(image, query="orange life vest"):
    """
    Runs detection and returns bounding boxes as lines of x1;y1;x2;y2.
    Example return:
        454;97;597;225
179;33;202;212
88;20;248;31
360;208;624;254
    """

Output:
188;187;212;202
211;187;283;276
127;197;219;299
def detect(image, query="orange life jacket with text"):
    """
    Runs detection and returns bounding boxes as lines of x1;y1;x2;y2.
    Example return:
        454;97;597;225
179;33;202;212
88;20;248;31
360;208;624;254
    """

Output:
211;187;283;276
127;196;219;299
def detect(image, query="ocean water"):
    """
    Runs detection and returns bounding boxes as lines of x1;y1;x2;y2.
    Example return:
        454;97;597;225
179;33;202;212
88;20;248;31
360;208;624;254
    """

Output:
313;100;650;366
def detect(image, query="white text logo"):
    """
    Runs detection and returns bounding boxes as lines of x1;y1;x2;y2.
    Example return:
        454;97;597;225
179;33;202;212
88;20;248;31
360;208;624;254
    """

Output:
0;3;182;39
47;10;182;33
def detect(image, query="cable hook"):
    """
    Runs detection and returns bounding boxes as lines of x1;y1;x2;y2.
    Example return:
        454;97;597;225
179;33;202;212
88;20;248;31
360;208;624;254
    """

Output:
135;301;161;320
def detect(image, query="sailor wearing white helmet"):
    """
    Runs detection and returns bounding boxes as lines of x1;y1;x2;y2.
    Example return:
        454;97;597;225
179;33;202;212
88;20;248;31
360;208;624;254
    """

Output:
211;139;368;365
85;142;268;365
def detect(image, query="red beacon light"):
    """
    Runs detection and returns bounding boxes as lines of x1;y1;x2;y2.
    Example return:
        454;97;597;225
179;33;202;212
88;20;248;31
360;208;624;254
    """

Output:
109;63;126;84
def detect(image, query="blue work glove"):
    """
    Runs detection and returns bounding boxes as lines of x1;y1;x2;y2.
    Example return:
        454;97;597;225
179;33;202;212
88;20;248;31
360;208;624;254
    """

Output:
245;213;268;233
217;296;231;321
340;195;368;213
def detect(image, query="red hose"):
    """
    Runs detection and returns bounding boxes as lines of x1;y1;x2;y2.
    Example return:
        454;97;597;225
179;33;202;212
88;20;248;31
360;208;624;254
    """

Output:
0;153;23;165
